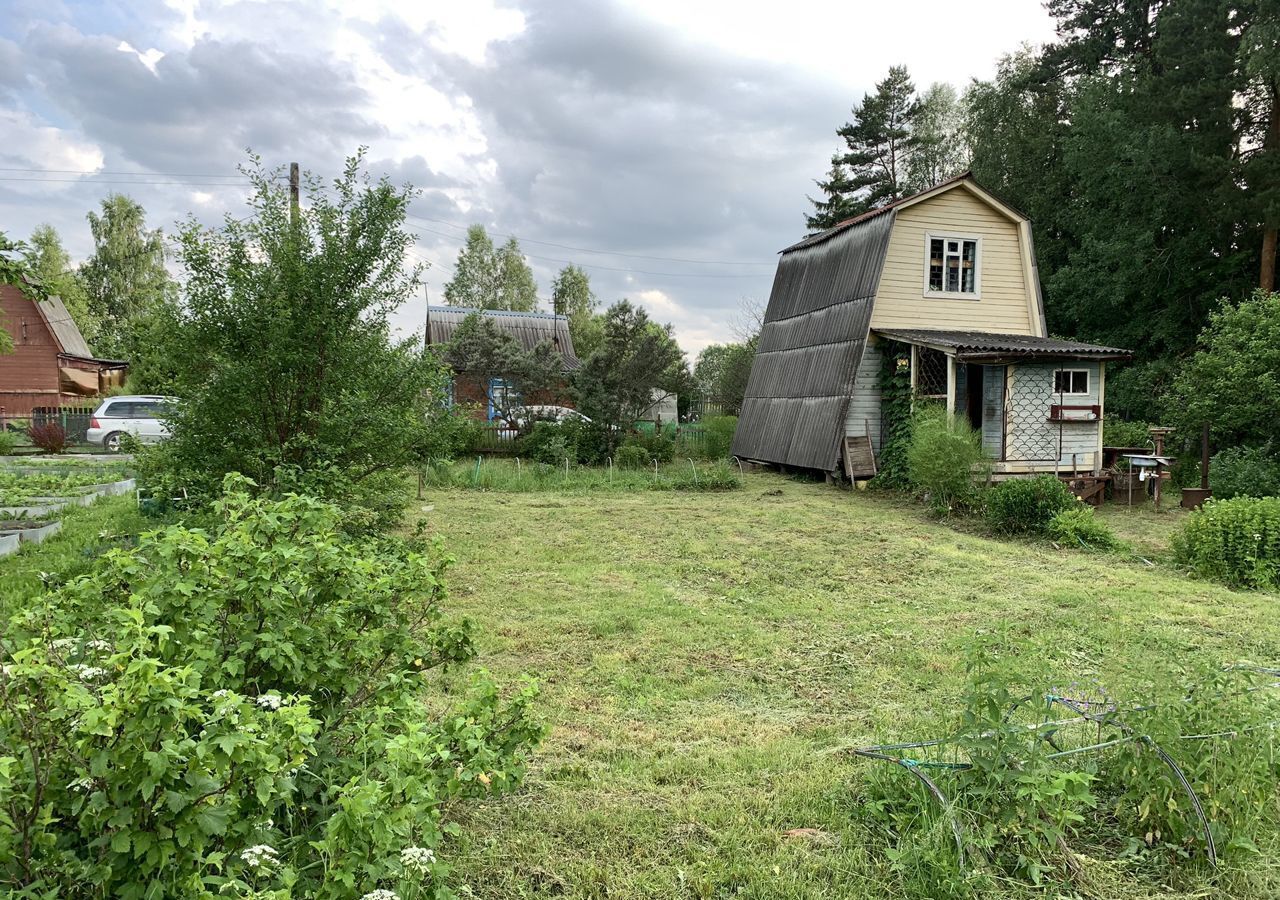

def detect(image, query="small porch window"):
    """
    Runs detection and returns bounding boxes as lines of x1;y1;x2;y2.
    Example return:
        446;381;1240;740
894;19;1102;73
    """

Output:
925;234;981;297
1053;369;1089;395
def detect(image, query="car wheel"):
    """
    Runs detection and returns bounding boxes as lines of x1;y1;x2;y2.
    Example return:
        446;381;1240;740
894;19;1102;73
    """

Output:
104;431;124;453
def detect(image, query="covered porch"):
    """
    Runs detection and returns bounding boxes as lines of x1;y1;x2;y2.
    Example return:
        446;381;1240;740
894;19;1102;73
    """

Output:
874;329;1131;477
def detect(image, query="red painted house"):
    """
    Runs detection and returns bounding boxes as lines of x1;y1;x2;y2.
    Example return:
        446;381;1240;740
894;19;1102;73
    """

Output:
0;282;127;423
425;305;579;421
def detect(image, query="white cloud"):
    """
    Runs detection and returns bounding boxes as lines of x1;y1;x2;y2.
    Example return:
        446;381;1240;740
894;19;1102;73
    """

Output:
0;108;103;192
117;40;164;75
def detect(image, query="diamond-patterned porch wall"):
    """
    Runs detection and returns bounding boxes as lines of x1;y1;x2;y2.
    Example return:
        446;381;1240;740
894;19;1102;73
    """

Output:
1005;364;1057;462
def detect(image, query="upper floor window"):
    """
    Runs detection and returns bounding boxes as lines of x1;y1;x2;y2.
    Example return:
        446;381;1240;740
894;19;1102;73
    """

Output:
925;234;981;298
1053;369;1089;395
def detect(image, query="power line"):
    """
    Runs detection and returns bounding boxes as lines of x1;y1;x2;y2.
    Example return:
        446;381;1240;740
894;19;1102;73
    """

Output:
407;226;769;280
0;176;253;186
0;167;248;178
405;214;774;267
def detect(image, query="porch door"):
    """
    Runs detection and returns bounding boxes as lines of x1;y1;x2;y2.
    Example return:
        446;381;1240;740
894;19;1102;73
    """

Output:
980;365;1006;460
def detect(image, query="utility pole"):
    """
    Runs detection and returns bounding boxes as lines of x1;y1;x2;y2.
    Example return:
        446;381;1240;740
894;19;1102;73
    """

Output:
289;162;300;227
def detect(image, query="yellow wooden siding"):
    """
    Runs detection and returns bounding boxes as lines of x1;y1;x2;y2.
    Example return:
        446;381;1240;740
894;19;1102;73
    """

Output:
870;188;1036;334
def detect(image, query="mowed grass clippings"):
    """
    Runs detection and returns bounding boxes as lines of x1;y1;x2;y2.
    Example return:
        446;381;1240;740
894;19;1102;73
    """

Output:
412;473;1280;900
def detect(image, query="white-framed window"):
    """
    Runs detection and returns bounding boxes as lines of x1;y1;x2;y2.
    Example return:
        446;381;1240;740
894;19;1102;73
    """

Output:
1053;369;1089;395
924;233;981;298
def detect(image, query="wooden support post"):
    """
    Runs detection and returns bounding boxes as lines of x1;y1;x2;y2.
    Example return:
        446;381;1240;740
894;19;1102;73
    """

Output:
945;354;957;419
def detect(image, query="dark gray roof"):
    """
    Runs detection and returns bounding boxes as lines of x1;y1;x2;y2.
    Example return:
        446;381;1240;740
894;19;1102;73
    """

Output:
37;295;93;357
426;305;580;371
731;210;895;471
873;329;1132;361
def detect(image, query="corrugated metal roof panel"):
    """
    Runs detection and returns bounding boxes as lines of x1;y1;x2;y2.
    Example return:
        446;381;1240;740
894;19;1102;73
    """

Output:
36;295;93;358
426;305;580;371
873;329;1131;360
731;210;894;470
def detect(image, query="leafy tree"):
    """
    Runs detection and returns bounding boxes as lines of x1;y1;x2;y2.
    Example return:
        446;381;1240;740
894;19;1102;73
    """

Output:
807;65;920;230
1167;290;1280;449
494;236;538;311
694;340;756;416
150;151;456;512
80;194;174;360
906;82;969;193
573;300;685;447
441;311;564;426
27;225;98;344
0;231;37;354
443;226;538;311
551;263;599;357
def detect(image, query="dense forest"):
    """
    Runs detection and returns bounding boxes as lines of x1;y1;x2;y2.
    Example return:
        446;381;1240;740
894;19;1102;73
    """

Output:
808;0;1278;424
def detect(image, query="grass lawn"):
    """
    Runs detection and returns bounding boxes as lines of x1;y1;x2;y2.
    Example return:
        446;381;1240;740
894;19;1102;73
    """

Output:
412;472;1280;899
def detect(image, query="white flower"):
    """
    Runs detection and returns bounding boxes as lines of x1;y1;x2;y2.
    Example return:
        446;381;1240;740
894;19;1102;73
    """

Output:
68;664;108;681
240;844;278;869
256;694;283;711
400;846;436;874
212;689;232;699
67;776;93;792
85;639;112;652
51;638;76;651
360;891;400;900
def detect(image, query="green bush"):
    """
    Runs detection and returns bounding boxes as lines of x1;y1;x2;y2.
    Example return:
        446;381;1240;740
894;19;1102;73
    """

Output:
1210;445;1280;499
625;429;675;464
1174;496;1280;589
561;418;608;465
521;421;575;466
701;416;737;460
0;429;17;455
1046;506;1123;551
615;443;651;469
1102;416;1153;449
985;475;1077;535
0;475;542;897
906;407;988;515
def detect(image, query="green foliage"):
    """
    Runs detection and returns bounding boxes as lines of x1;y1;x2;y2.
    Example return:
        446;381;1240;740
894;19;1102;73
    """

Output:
147;151;459;518
906;407;988;516
81;194;176;361
1174;496;1280;589
522;421;574;466
984;475;1077;535
693;342;756;416
0;477;542;897
0;430;17;456
1046;506;1123;551
1102;416;1153;450
1168;291;1280;449
27;224;98;346
872;342;915;488
442;225;538;311
623;429;675;465
573;301;686;448
1211;445;1280;499
614;444;651;470
863;648;1280;892
700;416;737;460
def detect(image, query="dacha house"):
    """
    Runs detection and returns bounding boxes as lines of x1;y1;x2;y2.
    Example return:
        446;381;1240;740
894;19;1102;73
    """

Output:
425;305;579;421
0;281;127;427
732;173;1130;480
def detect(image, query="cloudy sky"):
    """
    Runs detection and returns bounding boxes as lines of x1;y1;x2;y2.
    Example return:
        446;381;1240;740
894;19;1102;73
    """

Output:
1;0;1057;357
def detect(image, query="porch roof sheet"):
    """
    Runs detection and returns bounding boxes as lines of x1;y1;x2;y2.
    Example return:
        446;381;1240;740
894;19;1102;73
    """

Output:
873;329;1131;361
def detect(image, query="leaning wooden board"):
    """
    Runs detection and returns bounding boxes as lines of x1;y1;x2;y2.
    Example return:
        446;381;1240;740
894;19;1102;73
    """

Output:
843;435;877;480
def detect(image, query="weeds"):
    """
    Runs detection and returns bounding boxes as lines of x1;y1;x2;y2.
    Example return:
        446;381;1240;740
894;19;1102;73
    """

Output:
419;458;742;493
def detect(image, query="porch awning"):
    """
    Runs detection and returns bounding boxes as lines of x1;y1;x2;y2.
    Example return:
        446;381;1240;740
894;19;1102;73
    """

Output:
873;329;1131;362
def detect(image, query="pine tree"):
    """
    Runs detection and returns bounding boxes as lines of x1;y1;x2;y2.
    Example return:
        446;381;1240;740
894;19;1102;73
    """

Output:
807;66;920;230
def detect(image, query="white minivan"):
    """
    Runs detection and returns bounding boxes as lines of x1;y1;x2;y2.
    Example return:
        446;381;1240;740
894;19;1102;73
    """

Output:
86;395;177;452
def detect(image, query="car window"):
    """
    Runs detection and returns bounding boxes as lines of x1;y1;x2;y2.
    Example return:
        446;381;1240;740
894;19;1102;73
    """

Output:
101;401;132;417
131;402;161;419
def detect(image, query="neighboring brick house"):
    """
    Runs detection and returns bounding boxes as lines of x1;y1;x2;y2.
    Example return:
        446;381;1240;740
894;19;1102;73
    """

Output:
0;281;127;423
425;306;579;421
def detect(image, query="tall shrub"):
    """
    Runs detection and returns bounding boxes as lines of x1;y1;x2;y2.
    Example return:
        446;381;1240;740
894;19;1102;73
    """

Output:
1210;445;1280;499
906;406;989;515
0;476;542;897
1174;497;1280;590
150;152;459;514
